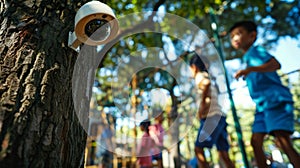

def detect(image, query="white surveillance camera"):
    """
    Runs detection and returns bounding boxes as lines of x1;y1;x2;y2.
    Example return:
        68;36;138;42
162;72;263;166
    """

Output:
68;1;119;50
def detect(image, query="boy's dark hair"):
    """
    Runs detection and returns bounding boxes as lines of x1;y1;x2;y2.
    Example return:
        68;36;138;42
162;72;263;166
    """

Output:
229;20;257;33
189;54;208;72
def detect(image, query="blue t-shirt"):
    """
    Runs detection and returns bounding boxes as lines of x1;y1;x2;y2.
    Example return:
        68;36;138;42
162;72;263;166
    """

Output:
243;45;293;111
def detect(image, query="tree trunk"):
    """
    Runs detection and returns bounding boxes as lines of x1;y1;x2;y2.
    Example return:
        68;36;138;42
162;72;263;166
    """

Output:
168;85;181;168
0;0;88;167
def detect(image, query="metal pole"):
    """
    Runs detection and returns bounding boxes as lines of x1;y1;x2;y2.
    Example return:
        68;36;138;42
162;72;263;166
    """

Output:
209;8;250;168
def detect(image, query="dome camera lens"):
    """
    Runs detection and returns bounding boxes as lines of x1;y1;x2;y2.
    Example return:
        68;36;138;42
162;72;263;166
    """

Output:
85;19;111;41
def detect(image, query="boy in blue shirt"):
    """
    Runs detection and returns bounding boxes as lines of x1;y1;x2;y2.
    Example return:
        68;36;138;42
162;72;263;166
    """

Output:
229;20;300;168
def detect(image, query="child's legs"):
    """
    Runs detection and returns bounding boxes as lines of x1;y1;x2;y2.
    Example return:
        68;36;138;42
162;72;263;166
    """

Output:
194;115;225;168
194;120;211;168
215;121;235;168
218;151;235;168
156;159;163;168
272;130;300;168
194;147;209;168
251;133;267;168
251;112;268;167
264;102;299;166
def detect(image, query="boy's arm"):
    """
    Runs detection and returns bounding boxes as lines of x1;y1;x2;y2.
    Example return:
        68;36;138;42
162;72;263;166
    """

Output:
198;78;211;119
149;128;160;145
234;57;281;79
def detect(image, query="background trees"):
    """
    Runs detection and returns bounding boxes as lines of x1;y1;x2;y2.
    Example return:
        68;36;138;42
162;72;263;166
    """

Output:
1;0;299;167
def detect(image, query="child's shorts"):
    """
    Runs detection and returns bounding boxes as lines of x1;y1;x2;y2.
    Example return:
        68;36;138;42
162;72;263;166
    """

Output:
252;102;294;134
152;152;162;160
195;115;229;151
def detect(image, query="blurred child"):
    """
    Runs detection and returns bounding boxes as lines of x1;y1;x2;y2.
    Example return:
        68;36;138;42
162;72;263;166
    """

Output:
95;123;113;168
189;55;235;168
136;120;155;168
229;20;300;167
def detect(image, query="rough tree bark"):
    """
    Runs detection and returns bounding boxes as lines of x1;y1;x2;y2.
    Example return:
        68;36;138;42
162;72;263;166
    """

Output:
0;0;89;167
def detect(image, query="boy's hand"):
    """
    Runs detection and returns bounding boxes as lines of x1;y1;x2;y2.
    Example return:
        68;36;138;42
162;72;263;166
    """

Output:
234;69;251;79
234;58;281;80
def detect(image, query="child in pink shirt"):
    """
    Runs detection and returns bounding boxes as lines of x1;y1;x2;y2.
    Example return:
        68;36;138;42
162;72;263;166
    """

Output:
136;120;155;168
